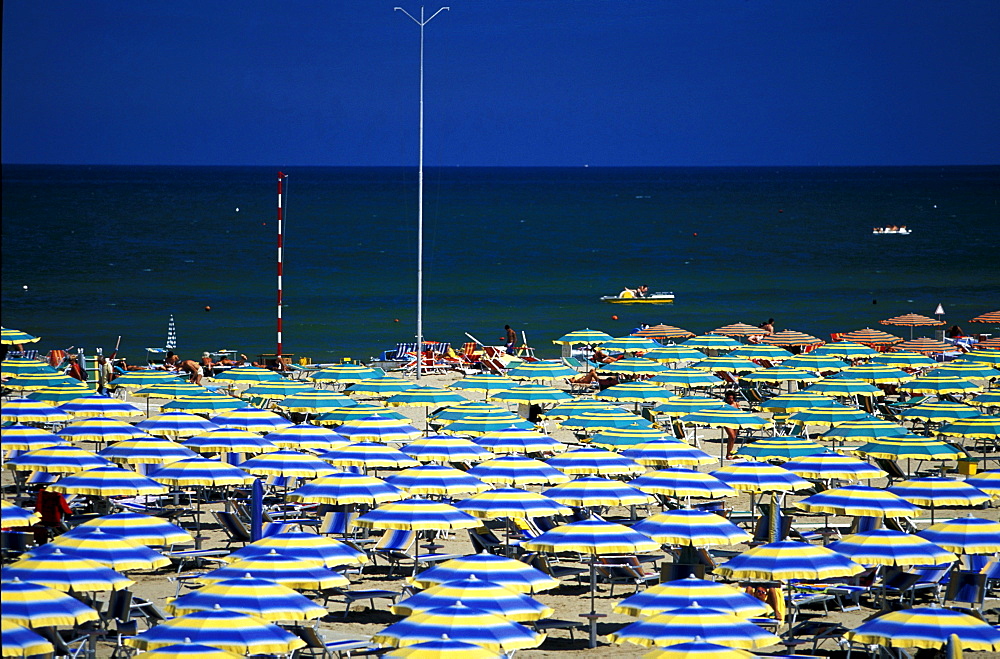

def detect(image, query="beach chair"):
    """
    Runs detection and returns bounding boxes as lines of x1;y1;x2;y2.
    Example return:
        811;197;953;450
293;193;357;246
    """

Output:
595;555;660;596
873;457;909;483
480;346;508;375
944;570;988;608
522;552;588;585
289;626;380;659
468;526;506;555
370;529;416;576
318;511;359;537
212;510;252;547
878;565;950;607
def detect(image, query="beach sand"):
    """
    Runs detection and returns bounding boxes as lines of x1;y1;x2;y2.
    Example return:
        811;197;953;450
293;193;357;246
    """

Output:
6;368;999;658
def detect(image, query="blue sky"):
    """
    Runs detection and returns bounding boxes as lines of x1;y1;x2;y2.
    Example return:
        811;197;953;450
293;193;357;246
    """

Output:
2;1;998;167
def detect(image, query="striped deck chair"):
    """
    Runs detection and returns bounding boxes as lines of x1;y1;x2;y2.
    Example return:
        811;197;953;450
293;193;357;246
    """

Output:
47;349;68;369
371;529;416;576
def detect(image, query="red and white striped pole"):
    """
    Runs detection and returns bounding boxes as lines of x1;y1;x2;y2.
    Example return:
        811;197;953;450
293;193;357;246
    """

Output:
276;172;287;359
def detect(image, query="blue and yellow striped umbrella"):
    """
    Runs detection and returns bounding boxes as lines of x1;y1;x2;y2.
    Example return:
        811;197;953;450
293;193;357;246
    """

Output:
238;449;337;478
607;602;781;649
901;401;981;423
489;384;573;405
226;532;367;568
131;381;206;399
386;386;468;408
781;354;849;372
826;529;956;567
620;440;715;467
135;412;220;438
58;416;148;443
899;375;982;395
7;444;110;474
264;424;347;450
0;620;54;658
382;637;502;659
787;405;869;429
964;470;1000;498
709;461;812;493
804;378;881;398
541;399;615;420
641;639;754;659
58;394;142;418
740;367;821;384
393;575;554;622
450;374;519;394
506;361;577;382
148;457;252;487
781;453;885;481
845;607;1000;651
26;527;170;571
598;381;673;403
811;341;878;359
318;442;420;469
545;447;645;476
0;500;40;528
288;471;405;506
599;357;670;377
430;401;510;422
125;608;306;654
680;408;769;431
644;346;708;364
630;468;737;499
165;576;326;621
591;424;675;450
46;465;168;497
455;487;571;519
872;351;937;369
316;404;404;426
197;549;349;590
213;366;287;383
1;548;134;592
0;358;55;378
819;417;910;442
441;415;535;436
467;456;570;486
888;477;991;508
26;382;93;404
98;437;197;465
334;414;422;443
631;510;750;547
184;428;279;454
729;344;793;361
916;515;1000;554
409;554;558;594
210;407;293;433
472;427;563;454
385;465;490;496
346;377;414;397
854;434;966;460
601;336;665;353
109;370;183;389
690;357;758;374
522;518;658;555
652;396;726;418
1;398;72;423
162;393;245;414
71;512;193;546
355;498;483;532
402;435;493;463
134;642;246;659
682;335;742;351
758;392;836;413
715;540;865;581
839;363;912;383
614;576;770;618
735;436;829;462
794;485;921;518
372;601;545;652
307;363;378;384
937;415;1000;439
553;328;614;345
277;390;357;413
649;368;720;389
242;380;313;399
0;577;100;628
542;476;652;507
4;373;80;391
1;425;65;452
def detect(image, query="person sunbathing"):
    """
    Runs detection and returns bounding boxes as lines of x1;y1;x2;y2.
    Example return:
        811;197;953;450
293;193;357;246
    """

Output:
567;369;619;390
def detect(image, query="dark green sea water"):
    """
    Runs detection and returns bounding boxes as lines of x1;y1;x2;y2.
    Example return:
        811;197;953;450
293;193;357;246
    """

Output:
2;165;998;363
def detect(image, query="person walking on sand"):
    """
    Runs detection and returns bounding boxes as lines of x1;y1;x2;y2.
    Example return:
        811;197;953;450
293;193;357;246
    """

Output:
723;390;742;460
503;325;518;355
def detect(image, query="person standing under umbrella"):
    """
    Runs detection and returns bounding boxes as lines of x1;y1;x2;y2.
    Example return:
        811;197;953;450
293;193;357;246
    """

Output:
724;391;741;461
33;487;72;544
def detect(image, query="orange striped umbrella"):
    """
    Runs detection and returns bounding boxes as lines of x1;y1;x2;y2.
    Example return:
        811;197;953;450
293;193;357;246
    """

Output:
881;313;946;339
711;322;768;338
970;311;1000;324
760;330;824;348
837;328;903;347
893;338;954;355
632;324;695;340
977;337;1000;350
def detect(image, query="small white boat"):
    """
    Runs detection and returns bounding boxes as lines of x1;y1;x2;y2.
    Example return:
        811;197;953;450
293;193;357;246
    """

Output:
600;291;675;304
873;226;912;235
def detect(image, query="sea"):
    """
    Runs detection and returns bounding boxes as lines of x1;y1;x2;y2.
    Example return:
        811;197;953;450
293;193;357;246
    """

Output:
2;165;998;365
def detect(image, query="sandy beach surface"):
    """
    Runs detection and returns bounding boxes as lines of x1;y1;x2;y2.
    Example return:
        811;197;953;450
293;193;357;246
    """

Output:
4;366;999;659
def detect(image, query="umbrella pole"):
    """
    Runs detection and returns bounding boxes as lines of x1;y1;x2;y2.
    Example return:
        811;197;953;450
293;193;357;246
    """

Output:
195;485;203;550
